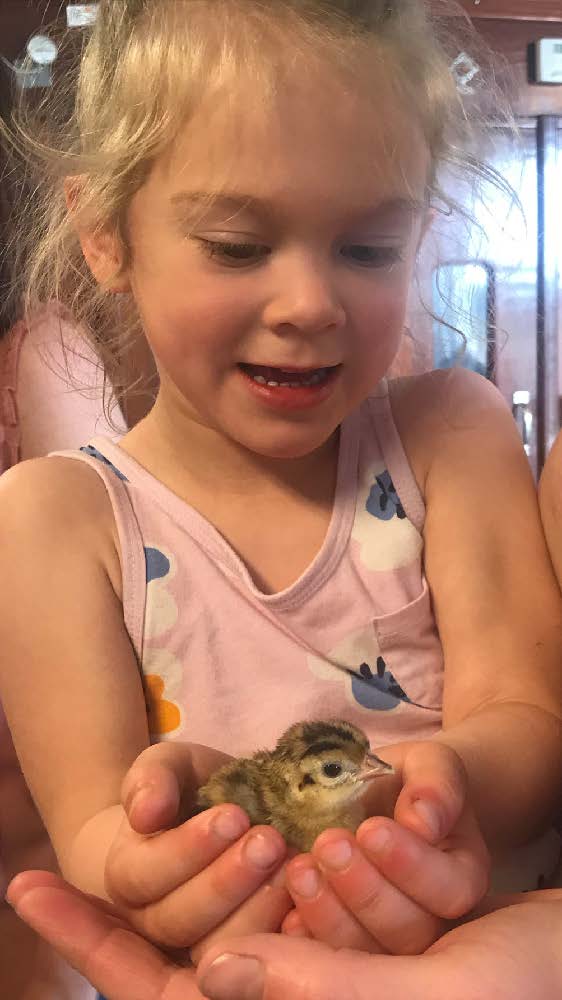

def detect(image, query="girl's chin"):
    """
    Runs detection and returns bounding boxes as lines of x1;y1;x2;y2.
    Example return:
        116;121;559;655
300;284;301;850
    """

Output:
231;427;339;461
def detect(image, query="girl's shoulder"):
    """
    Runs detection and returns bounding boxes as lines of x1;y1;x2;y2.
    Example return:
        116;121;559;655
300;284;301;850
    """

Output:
387;368;516;496
539;431;562;505
538;431;562;588
0;451;111;511
0;454;122;596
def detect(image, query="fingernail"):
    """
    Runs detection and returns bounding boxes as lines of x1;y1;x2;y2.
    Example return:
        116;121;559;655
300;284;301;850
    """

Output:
412;799;442;840
269;864;288;888
317;838;353;871
244;832;284;870
359;822;393;856
4;885;33;917
124;783;153;815
284;918;309;938
5;874;32;912
211;808;249;842
199;953;264;1000
287;861;321;898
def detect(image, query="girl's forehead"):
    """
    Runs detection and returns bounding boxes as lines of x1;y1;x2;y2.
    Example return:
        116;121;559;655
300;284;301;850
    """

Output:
149;77;430;214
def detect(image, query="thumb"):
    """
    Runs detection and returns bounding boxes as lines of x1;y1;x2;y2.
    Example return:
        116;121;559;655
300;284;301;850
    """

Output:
196;934;443;1000
393;741;467;844
122;741;231;833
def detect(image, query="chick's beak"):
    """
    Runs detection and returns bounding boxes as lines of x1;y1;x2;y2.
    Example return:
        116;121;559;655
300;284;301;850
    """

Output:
357;752;394;781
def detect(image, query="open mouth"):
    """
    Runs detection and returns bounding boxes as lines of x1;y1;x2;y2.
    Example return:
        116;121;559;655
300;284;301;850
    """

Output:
238;363;339;387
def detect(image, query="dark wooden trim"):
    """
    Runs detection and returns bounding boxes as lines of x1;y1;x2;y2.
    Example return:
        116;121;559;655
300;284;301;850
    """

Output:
477;21;562;117
456;1;562;20
536;117;561;470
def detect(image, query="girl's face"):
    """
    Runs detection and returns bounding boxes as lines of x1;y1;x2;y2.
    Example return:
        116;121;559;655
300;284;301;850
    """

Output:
123;76;430;458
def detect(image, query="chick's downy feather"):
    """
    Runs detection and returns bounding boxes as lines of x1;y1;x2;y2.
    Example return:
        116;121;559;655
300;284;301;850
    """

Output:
197;719;392;851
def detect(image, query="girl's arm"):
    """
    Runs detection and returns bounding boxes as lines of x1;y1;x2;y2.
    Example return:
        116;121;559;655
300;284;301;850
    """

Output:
392;369;562;849
539;431;562;591
0;455;149;897
0;459;290;951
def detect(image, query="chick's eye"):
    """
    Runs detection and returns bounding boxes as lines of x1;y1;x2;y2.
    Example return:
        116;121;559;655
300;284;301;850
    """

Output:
322;761;343;779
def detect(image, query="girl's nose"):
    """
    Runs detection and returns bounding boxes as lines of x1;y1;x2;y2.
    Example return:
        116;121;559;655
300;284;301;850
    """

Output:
262;256;346;336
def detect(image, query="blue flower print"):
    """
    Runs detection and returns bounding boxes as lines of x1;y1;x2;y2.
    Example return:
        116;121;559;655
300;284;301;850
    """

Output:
366;470;405;521
80;444;128;481
145;546;171;583
351;655;412;711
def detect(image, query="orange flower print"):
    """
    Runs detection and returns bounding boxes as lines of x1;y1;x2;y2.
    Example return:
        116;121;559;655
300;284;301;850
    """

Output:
144;674;181;735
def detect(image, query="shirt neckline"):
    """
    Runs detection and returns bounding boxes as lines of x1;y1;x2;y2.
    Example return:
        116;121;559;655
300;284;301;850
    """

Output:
89;407;362;610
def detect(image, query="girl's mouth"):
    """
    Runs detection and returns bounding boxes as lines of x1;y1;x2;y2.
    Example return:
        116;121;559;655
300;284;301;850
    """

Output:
237;362;341;410
238;363;338;387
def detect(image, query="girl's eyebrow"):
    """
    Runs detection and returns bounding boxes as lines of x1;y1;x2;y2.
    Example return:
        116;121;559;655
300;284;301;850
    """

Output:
170;192;261;222
169;191;426;222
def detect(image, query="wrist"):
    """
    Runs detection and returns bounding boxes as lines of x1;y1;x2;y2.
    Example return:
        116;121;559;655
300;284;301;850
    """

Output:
63;803;125;899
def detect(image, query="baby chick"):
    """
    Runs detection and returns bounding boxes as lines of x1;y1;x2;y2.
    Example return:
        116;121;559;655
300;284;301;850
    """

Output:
197;719;393;851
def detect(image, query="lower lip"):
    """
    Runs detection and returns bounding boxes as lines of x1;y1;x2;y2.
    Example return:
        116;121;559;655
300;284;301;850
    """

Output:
238;366;341;411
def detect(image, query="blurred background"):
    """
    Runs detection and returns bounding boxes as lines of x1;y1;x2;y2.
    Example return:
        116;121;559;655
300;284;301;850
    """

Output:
0;1;561;476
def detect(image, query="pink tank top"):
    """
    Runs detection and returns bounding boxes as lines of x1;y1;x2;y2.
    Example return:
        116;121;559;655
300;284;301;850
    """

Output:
56;379;444;757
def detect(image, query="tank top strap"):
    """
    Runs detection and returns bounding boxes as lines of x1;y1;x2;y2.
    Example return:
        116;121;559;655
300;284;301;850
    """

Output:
49;445;146;662
367;378;425;532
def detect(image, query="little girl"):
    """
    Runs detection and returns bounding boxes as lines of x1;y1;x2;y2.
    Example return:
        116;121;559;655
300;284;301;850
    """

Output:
1;0;561;963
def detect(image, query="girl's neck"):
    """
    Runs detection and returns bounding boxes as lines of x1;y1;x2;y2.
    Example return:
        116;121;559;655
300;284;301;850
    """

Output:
119;389;342;594
121;390;340;503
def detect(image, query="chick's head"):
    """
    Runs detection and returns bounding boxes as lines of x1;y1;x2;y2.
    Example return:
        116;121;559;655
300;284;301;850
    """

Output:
275;719;392;815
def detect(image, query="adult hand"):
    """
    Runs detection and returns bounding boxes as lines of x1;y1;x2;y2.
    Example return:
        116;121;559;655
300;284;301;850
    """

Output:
7;871;562;1000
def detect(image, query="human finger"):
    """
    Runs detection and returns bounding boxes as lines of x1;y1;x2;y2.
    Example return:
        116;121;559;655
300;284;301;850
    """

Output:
8;870;127;923
197;934;448;1000
285;852;381;951
197;897;562;1000
189;866;293;964
356;815;490;920
311;829;444;953
122;741;231;834
6;871;204;1000
132;825;287;948
281;909;311;937
106;804;250;906
391;741;467;844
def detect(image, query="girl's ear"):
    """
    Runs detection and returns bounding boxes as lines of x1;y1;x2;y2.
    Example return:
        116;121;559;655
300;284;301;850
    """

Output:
77;227;131;293
64;177;131;293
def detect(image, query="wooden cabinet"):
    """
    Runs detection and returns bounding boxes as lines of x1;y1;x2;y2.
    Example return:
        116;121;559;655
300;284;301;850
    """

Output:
457;1;562;20
408;5;562;470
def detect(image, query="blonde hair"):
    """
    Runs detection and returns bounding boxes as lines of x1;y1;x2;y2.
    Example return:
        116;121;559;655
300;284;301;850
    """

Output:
6;0;511;408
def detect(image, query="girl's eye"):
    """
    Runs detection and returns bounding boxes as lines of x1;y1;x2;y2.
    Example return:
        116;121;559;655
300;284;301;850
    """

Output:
195;238;271;266
341;245;404;268
322;761;343;779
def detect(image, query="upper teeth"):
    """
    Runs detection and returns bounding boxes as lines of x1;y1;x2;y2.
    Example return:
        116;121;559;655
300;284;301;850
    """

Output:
251;369;327;387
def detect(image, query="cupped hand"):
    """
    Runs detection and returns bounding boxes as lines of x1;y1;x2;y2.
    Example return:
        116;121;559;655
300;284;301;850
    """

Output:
105;742;293;955
120;740;230;834
197;890;562;1000
7;870;562;1000
282;739;490;954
